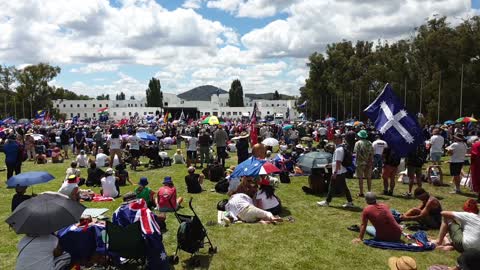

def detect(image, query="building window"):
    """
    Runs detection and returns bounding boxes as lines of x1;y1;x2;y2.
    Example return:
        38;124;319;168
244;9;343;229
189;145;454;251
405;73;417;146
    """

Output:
56;104;59;108
128;112;132;116
277;104;280;107
267;111;270;115
164;102;168;107
70;104;73;108
77;113;80;117
106;104;108;107
84;113;87;117
233;112;237;116
77;104;80;107
116;104;119;107
140;104;143;107
63;104;65;108
99;104;102;107
144;112;147;115
113;112;117;116
135;104;137;107
222;112;225;115
93;104;95;108
93;113;96;117
122;112;125;116
84;104;87;107
70;113;73;117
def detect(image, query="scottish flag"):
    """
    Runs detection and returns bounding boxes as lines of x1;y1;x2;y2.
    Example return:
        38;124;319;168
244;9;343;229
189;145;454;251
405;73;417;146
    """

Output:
364;83;423;157
297;101;307;109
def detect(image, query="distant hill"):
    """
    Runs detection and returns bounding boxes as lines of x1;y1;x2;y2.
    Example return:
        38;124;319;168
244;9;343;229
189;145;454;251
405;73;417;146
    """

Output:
177;85;227;101
245;93;295;100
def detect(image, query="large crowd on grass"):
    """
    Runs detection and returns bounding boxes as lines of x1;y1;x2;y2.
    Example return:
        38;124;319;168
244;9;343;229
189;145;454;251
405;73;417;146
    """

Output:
4;118;480;269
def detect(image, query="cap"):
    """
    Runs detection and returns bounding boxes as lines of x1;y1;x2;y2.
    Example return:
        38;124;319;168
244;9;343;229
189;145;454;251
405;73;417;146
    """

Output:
105;168;114;175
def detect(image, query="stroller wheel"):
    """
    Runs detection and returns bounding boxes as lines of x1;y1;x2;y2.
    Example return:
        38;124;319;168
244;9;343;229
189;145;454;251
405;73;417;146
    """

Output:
208;246;217;254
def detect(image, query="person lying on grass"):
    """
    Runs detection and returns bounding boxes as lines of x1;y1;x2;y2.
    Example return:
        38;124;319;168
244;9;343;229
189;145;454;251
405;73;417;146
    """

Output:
400;187;443;229
225;176;282;224
352;192;402;244
432;199;480;252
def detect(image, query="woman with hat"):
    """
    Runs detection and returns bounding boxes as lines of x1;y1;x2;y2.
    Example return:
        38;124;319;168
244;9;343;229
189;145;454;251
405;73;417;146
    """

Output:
157;176;184;212
446;133;467;194
135;177;156;208
100;168;119;198
236;131;250;164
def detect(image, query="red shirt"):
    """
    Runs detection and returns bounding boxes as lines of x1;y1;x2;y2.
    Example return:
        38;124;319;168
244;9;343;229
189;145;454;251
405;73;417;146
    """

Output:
362;203;402;242
157;185;177;209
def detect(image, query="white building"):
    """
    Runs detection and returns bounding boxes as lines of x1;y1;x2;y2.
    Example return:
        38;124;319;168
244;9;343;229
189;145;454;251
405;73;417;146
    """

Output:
53;93;298;121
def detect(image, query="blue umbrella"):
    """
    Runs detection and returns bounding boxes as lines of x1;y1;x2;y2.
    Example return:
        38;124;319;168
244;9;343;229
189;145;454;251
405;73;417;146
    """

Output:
6;171;55;188
136;132;158;142
444;120;455;125
283;124;293;130
231;157;280;178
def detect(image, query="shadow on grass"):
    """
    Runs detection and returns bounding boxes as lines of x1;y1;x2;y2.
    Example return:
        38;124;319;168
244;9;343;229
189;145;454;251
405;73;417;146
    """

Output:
457;192;478;199
330;205;363;212
279;207;292;217
182;253;214;270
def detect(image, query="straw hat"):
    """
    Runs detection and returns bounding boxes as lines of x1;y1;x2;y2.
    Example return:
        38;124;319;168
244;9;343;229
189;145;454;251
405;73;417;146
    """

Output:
388;256;417;270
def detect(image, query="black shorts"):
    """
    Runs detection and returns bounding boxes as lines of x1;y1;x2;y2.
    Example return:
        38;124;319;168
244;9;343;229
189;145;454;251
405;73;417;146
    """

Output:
449;162;463;176
130;149;141;158
187;150;197;160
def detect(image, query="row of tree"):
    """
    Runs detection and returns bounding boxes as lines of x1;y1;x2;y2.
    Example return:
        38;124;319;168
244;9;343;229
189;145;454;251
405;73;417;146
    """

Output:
299;16;480;123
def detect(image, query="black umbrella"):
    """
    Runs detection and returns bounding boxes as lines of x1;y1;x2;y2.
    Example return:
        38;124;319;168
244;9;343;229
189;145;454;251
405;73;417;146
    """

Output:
297;151;332;174
5;192;86;235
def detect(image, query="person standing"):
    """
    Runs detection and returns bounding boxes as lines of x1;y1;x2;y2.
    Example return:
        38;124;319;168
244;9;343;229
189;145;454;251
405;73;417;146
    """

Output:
471;138;480;202
372;135;388;169
198;130;211;167
74;128;85;155
382;146;400;196
186;135;198;168
446;134;468;194
59;129;70;159
317;134;354;208
4;134;20;180
128;131;141;170
213;125;228;167
429;128;444;165
405;143;427;197
354;130;374;197
236;132;250;164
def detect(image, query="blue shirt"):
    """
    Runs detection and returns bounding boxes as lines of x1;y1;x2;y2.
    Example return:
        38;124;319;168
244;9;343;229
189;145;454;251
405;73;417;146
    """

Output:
4;141;19;165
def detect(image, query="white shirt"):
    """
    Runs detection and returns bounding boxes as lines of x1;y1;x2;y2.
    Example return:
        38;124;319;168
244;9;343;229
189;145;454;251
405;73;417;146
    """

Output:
256;191;279;210
173;153;185;164
372;139;388;155
76;154;88;167
226;193;253;220
447;142;467;163
101;175;118;198
332;146;347;174
128;135;140;150
318;127;327;136
453;212;480;251
109;137;121;150
95;153;108;167
16;235;58;270
430;135;444;153
155;130;163;137
65;167;80;180
187;137;198;151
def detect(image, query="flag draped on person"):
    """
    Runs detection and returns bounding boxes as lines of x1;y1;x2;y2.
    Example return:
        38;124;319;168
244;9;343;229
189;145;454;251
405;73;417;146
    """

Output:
364;83;423;157
250;102;258;145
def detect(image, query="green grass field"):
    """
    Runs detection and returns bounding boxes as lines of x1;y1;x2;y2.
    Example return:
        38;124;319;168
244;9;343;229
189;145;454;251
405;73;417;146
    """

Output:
0;147;473;270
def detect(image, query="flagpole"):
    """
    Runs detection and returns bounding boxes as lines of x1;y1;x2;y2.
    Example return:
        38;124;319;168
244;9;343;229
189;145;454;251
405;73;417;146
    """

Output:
419;78;423;114
14;96;16;119
437;72;441;124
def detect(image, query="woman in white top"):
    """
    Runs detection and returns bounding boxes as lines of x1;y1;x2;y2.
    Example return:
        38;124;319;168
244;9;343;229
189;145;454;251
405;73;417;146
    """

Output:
446;134;468;193
255;177;281;215
101;168;119;198
108;132;123;167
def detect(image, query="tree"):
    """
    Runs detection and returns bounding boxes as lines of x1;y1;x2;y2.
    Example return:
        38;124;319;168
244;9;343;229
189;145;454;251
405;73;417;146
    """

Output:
130;95;135;100
228;79;244;107
146;77;163;107
15;63;60;118
97;94;110;100
0;65;17;117
273;90;280;100
51;87;90;100
116;92;126;100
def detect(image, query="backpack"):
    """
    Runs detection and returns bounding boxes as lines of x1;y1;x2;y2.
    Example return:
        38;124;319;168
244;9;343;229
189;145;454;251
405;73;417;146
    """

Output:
215;178;229;193
209;165;225;182
341;146;353;168
279;171;290;183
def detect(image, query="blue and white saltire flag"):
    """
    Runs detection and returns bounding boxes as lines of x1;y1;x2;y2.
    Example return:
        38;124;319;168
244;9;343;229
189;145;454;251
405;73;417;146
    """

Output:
364;83;423;157
3;116;16;124
297;101;307;109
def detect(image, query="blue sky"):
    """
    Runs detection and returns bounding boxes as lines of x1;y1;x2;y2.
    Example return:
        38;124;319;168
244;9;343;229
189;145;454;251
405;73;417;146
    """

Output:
1;0;476;99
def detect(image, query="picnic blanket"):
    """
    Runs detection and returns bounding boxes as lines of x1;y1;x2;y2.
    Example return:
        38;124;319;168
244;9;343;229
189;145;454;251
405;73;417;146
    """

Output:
92;194;114;202
364;231;435;252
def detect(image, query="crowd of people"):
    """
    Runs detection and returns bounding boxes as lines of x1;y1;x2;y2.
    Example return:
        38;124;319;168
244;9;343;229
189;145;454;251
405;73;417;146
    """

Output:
4;117;480;269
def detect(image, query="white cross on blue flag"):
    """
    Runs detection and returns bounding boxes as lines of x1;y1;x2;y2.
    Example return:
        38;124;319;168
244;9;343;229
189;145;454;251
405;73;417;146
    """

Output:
364;83;423;157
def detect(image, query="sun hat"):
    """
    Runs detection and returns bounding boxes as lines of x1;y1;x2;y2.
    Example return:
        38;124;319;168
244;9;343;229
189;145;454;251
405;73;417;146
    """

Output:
365;192;377;204
105;168;114;175
357;130;368;139
138;177;149;186
454;133;465;141
238;131;249;138
67;174;78;183
388;256;417;270
163;176;173;184
188;166;195;173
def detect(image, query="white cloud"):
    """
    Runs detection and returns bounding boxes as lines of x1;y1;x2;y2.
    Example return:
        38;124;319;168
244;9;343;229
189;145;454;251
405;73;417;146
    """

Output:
206;0;293;18
70;63;119;73
182;0;204;9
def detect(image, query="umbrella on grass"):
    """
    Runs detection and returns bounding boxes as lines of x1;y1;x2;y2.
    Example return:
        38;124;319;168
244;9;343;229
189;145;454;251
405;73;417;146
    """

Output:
231;157;280;178
6;171;55;188
296;151;332;174
6;192;86;235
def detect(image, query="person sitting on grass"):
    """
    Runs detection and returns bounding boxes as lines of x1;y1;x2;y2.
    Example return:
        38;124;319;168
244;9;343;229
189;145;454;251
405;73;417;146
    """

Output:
185;166;204;194
173;149;185;164
135;177;156;209
432;199;480;252
58;175;80;201
100;168;119;198
86;161;104;187
400;187;443;229
255;176;282;215
157;176;183;212
115;163;133;186
352;192;402;244
112;192;168;270
76;150;89;168
51;147;64;163
225;177;282;224
11;186;33;211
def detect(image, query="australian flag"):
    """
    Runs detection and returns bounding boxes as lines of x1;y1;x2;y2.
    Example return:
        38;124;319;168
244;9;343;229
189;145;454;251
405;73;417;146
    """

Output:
364;83;423;157
35;110;46;119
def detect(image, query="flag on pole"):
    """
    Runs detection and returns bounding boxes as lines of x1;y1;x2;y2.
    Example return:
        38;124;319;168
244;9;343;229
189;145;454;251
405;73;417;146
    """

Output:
97;108;108;113
250;102;258;145
364;83;423;157
163;111;168;123
35;110;46;119
297;101;307;109
286;107;290;120
179;110;185;121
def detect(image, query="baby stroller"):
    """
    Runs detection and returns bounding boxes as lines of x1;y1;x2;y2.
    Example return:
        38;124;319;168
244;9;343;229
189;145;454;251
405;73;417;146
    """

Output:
145;145;163;168
170;198;217;266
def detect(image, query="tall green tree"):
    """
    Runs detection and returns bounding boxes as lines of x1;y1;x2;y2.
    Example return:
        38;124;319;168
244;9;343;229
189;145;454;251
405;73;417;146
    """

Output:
273;90;280;100
116;92;126;100
146;77;163;107
15;63;60;118
228;79;244;107
96;94;110;100
0;65;17;117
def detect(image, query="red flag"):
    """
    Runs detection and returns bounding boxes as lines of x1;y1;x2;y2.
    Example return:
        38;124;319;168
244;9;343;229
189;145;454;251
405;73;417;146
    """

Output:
118;118;128;126
327;121;334;141
250;103;258;145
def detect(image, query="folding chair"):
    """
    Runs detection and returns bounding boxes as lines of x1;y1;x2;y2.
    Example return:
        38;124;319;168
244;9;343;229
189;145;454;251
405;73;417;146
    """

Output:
104;221;147;269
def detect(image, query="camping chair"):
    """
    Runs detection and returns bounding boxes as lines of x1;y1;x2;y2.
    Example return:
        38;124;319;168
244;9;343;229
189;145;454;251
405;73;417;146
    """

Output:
104;221;147;269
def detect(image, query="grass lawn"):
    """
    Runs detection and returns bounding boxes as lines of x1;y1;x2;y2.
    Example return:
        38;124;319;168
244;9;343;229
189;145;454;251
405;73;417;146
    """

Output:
0;146;473;270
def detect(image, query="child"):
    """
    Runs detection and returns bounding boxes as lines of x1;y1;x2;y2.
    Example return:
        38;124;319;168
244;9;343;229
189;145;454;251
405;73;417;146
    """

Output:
115;163;133;186
11;186;32;211
255;177;282;215
76;150;88;168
